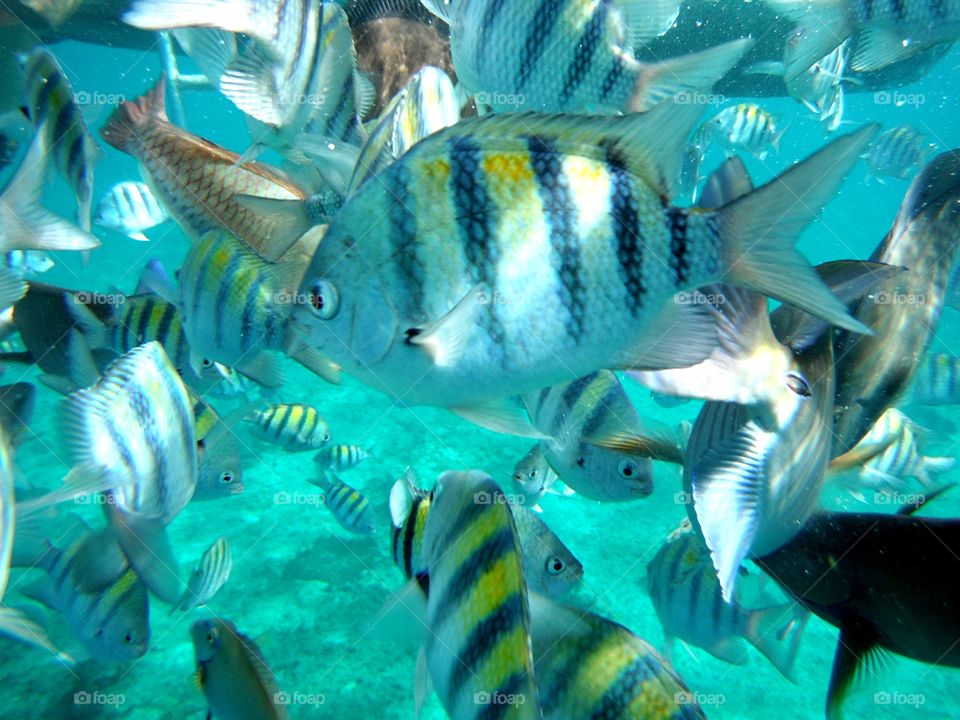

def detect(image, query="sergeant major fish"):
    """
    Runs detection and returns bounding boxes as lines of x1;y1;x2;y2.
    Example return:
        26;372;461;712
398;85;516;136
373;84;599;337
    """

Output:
421;0;752;114
94;181;170;241
313;443;370;473
707;103;785;161
910;352;960;405
865;126;937;181
246;402;331;452
311;471;376;535
291;103;874;420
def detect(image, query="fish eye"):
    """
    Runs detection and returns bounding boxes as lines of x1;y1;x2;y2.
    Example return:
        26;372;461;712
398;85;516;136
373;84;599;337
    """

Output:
201;357;214;368
546;556;565;575
124;632;134;644
618;459;638;478
308;280;340;320
219;471;234;484
206;629;218;645
786;371;812;397
575;456;586;467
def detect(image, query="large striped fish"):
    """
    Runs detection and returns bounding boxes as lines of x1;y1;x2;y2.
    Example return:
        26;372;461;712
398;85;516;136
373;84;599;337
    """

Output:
100;78;316;262
22;48;99;232
528;591;707;720
421;0;751;113
420;470;541;719
292;102;873;416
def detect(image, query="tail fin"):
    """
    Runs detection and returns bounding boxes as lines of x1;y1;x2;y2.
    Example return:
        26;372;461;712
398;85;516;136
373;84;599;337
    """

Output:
916;456;955;487
764;0;849;80
100;76;168;153
744;603;809;681
629;39;753;112
715;125;878;334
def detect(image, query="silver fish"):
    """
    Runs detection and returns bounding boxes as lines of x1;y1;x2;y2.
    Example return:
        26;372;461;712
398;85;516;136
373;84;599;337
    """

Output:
911;353;960;405
509;499;583;597
707;103;785;161
94;181;170;241
422;0;751;113
175;536;233;612
865;126;937;180
511;444;560;506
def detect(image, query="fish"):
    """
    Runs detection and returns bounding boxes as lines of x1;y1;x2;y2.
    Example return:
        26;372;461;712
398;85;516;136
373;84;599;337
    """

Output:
99;77;315;263
291;103;874;421
0;110;28;172
389;467;432;585
175;536;233;612
3;250;54;277
94;181;170;241
313;443;370;473
191;618;289;720
245;402;331;452
865;126;937;180
421;0;752;114
420;469;541;719
0;120;100;263
125;1;371;157
176;230;340;387
528;591;707;720
523;370;677;502
191;392;245;500
910;352;960;405
764;0;960;79
830;408;954;493
832;150;960;454
646;521;808;678
310;471;376;535
706;103;785;160
22;520;150;662
511;443;561;506
21;48;99;231
0;382;36;448
27;341;199;603
747;40;853;119
754;492;960;719
508;500;583;597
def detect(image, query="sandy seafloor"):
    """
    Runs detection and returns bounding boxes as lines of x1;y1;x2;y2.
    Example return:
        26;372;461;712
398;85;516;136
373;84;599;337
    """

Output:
1;26;960;720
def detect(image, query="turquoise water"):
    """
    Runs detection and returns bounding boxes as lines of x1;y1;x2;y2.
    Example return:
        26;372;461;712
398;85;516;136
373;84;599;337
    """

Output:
2;15;960;720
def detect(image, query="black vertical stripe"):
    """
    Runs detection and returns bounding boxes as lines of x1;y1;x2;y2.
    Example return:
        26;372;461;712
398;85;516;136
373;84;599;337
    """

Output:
667;207;691;286
559;3;607;104
214;250;244;349
155;302;177;356
599;62;625;104
516;0;560;89
527;135;586;341
891;0;907;21
605;144;645;317
387;163;424;316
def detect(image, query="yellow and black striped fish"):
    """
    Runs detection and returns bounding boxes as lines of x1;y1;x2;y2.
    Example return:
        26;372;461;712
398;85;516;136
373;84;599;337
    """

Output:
22;48;100;232
421;470;541;719
389;468;433;587
912;352;960;405
528;592;706;720
246;402;330;452
708;103;784;160
312;471;376;535
190;392;244;500
313;443;370;473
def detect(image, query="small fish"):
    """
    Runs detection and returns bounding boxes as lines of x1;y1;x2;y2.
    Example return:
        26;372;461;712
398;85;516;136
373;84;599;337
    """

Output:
191;618;289;720
292;103;873;414
100;78;311;262
509;500;583;597
389;468;432;584
23;522;150;662
421;0;751;113
832;150;960;454
94;181;170;241
177;231;339;387
420;470;541;719
755;494;960;718
3;250;54;277
528;591;706;720
865;126;937;180
819;84;845;133
0;382;36;448
831;408;954;492
764;0;960;79
524;370;679;502
313;443;369;472
646;521;808;678
511;444;560;506
246;402;330;452
311;471;376;535
175;536;232;612
0;121;100;264
22;48;99;231
191;392;245;500
911;352;960;405
707;103;785;160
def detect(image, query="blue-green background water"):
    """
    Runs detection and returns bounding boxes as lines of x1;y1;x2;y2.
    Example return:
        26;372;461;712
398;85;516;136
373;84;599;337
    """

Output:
1;25;960;720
